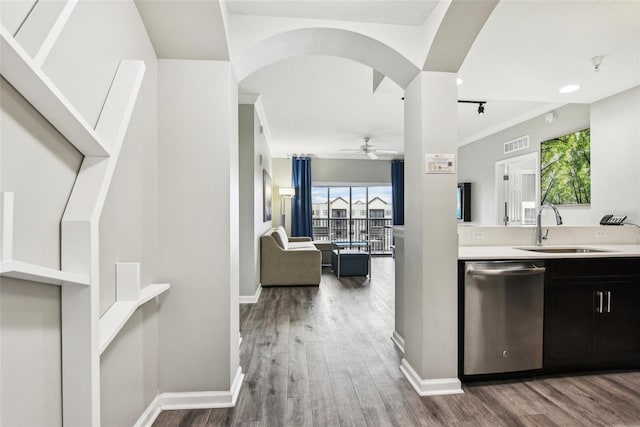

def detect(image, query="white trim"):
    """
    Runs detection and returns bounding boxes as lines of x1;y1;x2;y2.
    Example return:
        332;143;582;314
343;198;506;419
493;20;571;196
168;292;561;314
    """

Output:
0;24;110;157
0;192;14;261
238;93;259;104
239;284;262;304
132;395;162;427
0;260;90;286
391;330;405;353
99;283;170;354
34;0;79;66
238;94;272;144
60;60;147;425
399;358;463;396
135;368;244;427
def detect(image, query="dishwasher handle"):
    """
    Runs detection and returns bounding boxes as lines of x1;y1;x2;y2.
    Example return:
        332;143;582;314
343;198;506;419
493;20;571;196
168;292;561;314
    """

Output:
467;265;546;277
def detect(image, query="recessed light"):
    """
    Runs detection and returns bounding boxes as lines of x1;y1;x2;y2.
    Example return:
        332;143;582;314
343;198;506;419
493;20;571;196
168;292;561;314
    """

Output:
559;84;580;94
457;78;463;86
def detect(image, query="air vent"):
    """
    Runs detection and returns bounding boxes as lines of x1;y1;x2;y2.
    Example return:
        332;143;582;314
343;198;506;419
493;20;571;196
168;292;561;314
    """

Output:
504;135;530;154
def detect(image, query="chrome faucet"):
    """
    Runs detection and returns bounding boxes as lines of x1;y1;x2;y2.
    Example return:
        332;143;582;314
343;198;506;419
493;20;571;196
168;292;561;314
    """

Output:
536;203;563;246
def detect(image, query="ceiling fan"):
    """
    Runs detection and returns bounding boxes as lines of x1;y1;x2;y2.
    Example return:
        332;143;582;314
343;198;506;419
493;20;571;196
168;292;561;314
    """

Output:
340;137;398;160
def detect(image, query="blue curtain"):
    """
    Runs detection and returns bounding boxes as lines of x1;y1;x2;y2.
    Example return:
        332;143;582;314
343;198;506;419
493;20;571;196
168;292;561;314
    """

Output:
291;157;313;237
391;160;404;225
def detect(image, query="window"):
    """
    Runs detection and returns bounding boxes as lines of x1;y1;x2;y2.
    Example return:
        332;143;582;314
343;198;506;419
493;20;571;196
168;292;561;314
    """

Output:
311;185;393;253
332;209;347;218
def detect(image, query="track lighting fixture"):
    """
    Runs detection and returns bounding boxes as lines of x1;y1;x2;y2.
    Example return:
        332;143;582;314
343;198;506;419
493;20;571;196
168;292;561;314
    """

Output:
458;100;487;115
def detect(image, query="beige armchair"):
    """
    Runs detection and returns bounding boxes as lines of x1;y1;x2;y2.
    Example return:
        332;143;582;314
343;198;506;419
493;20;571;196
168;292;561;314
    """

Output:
260;227;321;286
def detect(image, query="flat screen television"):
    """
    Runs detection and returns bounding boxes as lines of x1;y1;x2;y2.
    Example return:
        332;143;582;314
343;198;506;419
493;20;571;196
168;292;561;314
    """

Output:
457;183;471;222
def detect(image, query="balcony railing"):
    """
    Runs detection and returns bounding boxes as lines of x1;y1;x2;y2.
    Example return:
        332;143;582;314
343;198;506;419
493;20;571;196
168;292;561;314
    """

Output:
312;218;393;254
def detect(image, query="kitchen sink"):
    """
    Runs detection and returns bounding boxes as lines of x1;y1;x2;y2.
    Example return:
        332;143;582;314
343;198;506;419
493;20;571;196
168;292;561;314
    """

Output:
515;247;613;254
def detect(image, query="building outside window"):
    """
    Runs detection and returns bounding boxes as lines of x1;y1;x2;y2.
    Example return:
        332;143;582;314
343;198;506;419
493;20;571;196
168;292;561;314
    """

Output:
311;185;393;253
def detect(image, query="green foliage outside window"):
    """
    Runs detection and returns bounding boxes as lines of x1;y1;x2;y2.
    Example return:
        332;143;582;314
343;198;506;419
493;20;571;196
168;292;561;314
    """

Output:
540;129;591;205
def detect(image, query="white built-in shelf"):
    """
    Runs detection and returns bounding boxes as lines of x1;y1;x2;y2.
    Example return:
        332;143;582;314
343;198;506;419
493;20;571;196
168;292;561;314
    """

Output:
99;283;170;354
0;24;110;157
0;191;89;286
0;260;90;286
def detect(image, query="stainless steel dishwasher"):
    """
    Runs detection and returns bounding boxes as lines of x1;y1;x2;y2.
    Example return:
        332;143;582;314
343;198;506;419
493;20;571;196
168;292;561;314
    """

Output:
464;261;545;375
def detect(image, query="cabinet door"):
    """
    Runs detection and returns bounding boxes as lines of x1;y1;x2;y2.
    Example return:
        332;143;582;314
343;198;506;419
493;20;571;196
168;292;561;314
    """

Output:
544;283;595;367
595;282;640;362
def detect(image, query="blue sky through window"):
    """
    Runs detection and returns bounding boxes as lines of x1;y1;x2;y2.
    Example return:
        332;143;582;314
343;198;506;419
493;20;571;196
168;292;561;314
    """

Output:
312;186;391;204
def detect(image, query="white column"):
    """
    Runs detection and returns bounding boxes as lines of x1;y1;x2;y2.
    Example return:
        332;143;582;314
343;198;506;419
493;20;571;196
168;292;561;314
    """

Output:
401;71;461;395
158;60;241;398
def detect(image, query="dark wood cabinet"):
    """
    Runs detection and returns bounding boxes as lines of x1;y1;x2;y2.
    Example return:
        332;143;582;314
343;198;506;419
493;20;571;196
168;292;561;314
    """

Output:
544;258;640;371
595;282;640;362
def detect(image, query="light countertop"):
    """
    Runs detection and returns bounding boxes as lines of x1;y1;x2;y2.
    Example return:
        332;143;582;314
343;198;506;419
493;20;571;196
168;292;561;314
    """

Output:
459;244;640;260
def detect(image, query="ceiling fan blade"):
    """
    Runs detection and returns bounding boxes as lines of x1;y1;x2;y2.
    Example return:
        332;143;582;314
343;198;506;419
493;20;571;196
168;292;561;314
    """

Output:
340;149;363;152
375;149;398;154
368;152;378;160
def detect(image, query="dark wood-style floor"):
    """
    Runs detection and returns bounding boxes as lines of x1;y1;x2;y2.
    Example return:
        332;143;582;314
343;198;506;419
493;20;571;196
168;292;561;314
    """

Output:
153;258;640;426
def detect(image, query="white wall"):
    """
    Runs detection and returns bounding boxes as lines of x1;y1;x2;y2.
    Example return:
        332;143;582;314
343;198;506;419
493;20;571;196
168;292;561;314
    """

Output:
0;0;37;35
239;104;272;297
1;1;161;425
100;306;159;427
458;103;590;225
590;86;640;224
1;14;80;426
0;78;82;269
0;280;62;426
458;88;640;227
312;158;391;184
158;59;240;392
44;2;160;425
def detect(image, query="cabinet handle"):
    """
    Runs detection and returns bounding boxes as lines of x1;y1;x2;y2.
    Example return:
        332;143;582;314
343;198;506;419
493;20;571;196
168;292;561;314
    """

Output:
606;291;611;313
596;291;603;313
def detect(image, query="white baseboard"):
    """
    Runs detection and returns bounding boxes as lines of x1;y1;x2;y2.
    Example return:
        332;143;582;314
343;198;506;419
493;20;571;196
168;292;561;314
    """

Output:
134;367;244;427
399;358;463;396
391;330;405;354
239;285;262;304
133;394;162;427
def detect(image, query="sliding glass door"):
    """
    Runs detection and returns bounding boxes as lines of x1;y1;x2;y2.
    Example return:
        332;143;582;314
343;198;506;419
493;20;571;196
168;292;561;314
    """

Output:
311;185;393;254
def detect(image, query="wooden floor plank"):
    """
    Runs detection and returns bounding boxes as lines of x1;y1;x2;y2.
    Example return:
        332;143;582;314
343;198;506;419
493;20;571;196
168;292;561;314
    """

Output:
286;397;313;427
153;258;640;427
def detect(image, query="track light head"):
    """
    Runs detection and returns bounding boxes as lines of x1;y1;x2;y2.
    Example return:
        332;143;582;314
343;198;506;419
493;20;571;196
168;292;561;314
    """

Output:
458;99;487;115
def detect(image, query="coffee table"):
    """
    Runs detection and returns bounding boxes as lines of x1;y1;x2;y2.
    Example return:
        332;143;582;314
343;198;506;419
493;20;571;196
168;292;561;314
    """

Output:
332;241;371;278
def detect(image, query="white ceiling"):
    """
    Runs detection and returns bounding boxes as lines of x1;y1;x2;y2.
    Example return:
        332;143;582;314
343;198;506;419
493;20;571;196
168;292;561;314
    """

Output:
458;0;640;104
240;55;404;159
234;0;640;158
226;0;439;26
